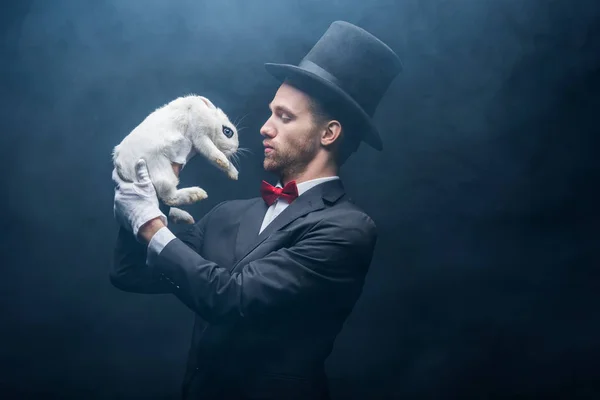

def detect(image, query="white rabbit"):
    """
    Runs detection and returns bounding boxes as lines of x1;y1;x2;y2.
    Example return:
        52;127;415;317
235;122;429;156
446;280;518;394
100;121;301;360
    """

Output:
112;95;240;224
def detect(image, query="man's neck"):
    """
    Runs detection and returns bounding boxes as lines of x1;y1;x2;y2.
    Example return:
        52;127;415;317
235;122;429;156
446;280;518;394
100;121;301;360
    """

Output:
278;154;339;186
280;169;338;186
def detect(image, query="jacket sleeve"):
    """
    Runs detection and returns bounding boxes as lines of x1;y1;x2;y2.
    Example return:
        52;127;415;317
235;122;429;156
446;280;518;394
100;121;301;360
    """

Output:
110;202;225;294
149;211;378;324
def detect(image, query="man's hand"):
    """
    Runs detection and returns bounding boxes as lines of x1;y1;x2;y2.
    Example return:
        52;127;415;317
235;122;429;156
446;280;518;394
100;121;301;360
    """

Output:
113;159;167;241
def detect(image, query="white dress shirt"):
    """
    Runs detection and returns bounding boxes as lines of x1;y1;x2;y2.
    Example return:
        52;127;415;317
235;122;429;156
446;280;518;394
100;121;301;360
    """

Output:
146;175;340;265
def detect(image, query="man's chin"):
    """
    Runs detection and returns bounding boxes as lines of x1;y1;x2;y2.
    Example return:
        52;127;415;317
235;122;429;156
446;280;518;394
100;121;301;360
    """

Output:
263;159;277;172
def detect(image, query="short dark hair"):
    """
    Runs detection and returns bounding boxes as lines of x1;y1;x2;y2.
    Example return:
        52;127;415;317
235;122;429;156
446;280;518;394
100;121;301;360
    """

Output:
283;77;363;166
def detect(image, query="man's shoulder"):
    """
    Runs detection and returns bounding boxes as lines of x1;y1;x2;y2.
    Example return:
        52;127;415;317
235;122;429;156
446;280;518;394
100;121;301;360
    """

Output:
315;197;377;234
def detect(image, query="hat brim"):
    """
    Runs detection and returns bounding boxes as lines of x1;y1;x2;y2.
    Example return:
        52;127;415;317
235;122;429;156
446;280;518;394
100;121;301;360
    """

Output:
264;63;383;151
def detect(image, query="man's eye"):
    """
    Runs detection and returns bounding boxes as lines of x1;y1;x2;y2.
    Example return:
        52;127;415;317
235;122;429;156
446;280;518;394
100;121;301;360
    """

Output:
279;113;292;122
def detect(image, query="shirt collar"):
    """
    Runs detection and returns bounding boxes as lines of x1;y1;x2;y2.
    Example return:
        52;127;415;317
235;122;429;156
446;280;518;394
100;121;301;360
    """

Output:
276;176;340;196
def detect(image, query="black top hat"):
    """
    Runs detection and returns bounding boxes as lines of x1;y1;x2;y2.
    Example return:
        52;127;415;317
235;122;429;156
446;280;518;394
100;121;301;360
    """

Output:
265;21;402;151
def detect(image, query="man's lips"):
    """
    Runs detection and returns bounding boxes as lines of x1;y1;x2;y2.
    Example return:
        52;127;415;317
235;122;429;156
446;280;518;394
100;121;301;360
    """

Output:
263;143;274;153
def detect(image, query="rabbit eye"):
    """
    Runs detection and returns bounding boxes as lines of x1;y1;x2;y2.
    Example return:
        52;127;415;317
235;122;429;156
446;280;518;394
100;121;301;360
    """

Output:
222;126;234;138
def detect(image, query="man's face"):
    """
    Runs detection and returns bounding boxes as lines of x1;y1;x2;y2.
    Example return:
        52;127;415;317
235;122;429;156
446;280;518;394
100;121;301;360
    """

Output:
260;82;321;178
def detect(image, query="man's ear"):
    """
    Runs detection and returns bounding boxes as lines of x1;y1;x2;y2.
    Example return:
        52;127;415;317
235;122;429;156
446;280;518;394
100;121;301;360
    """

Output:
199;96;216;110
321;120;342;147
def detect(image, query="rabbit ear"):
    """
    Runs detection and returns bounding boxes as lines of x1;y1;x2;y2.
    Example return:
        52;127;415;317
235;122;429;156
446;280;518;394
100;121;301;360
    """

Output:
199;96;216;110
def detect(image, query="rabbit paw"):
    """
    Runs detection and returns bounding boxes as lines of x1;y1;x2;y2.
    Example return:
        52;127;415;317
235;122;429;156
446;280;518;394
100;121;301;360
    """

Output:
169;207;195;224
164;187;208;206
228;164;239;180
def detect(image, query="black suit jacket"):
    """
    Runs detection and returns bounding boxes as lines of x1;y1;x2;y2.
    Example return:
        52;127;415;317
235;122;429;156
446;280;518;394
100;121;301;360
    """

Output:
110;179;378;399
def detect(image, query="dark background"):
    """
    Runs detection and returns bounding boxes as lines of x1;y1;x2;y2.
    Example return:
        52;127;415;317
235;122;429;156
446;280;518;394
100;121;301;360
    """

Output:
1;0;599;398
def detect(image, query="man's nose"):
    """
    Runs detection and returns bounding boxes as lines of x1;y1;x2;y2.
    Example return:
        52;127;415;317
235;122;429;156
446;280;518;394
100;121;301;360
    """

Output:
260;118;275;138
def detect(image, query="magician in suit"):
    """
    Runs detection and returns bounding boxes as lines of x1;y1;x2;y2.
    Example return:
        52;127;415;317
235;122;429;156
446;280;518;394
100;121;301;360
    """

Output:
111;21;402;400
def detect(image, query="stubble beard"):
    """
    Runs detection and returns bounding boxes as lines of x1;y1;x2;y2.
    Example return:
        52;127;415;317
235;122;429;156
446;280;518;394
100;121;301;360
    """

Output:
263;149;296;179
263;137;319;181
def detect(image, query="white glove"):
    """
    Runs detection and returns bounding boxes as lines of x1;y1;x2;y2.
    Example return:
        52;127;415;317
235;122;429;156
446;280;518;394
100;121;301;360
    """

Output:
112;159;167;240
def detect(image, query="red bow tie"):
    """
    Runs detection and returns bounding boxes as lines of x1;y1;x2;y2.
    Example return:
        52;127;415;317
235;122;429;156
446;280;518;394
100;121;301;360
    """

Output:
260;180;299;206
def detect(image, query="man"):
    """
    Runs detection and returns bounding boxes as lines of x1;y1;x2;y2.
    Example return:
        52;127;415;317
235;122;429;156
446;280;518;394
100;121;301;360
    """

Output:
111;21;402;399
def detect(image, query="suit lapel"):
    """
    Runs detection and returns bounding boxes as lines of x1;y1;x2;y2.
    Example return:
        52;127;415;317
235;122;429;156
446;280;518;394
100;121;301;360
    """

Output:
234;198;268;262
233;179;346;267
